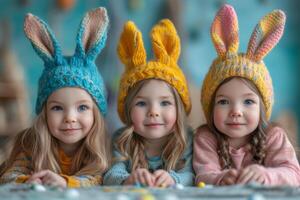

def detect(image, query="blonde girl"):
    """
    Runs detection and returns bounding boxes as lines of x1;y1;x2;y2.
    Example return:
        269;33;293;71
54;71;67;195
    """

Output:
104;19;194;187
0;8;111;188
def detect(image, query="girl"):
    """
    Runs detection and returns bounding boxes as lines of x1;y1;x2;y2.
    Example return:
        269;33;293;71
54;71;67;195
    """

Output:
0;7;111;187
193;4;300;186
103;19;194;187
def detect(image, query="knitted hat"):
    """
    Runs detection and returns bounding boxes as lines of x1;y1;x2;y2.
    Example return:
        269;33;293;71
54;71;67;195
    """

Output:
117;19;191;123
23;7;109;115
201;4;286;120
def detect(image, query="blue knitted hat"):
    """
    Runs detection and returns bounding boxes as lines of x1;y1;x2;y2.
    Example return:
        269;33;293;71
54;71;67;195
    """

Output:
23;7;109;115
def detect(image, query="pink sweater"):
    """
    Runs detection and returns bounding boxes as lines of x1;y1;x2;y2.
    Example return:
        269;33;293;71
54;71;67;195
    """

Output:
193;125;300;186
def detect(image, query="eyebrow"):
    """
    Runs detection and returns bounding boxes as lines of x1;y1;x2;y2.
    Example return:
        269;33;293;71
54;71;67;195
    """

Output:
135;95;173;99
216;93;257;98
47;99;93;104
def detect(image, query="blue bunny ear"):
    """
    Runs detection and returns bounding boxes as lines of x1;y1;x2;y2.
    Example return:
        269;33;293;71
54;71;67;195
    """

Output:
24;13;63;65
75;7;109;61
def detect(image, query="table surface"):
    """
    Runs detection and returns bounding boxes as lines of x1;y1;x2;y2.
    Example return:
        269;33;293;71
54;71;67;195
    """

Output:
1;184;300;200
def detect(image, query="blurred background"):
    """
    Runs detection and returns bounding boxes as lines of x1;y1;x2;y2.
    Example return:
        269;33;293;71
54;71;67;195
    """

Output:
0;0;300;162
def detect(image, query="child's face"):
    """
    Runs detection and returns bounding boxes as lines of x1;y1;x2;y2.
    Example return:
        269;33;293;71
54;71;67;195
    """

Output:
213;78;260;146
46;87;94;151
130;79;177;141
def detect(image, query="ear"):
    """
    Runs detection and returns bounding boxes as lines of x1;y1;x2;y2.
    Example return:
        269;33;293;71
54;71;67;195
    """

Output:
151;19;180;65
117;21;146;70
211;4;239;57
246;10;286;62
75;7;109;61
24;13;63;65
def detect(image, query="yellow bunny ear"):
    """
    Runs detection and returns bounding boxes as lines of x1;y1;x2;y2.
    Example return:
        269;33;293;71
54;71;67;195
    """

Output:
151;19;180;65
117;21;146;70
246;10;286;62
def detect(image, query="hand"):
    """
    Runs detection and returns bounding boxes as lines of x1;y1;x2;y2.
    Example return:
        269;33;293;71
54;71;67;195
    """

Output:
220;169;238;185
236;164;266;184
27;170;67;188
123;168;155;187
153;169;175;187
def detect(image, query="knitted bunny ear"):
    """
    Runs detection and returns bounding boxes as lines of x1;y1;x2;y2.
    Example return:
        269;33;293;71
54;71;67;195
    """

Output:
211;4;239;57
246;10;286;62
151;19;180;65
117;21;146;70
75;7;109;61
24;14;63;65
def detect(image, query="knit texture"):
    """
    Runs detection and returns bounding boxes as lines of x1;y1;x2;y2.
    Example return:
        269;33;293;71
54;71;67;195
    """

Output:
117;19;191;123
201;4;286;120
23;7;109;115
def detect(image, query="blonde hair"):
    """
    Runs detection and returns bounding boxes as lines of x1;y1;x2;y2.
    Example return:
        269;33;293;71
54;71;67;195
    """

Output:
115;79;188;171
0;101;111;176
207;77;269;169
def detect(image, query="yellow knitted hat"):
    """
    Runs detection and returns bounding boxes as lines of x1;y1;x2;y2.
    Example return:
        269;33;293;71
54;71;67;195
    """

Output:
117;19;191;123
201;4;286;120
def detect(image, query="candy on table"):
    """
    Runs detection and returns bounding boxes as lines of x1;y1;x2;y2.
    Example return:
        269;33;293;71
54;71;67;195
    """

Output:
163;194;179;200
197;181;206;188
197;181;214;189
31;184;46;192
64;188;80;198
116;194;131;200
248;193;266;200
172;184;184;190
140;194;155;200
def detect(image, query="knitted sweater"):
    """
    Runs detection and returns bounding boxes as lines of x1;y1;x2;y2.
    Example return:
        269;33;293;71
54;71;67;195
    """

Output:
0;150;102;187
103;128;194;186
193;125;300;186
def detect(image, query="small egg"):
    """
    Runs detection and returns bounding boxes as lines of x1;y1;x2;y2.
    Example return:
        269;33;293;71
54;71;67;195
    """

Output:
32;184;46;192
164;194;179;200
248;193;265;200
140;194;155;200
116;194;130;200
197;181;206;188
64;188;80;198
174;184;184;190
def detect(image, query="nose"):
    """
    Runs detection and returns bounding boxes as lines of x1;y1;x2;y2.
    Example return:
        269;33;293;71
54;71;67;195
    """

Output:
148;105;159;118
64;110;77;123
148;112;159;117
230;105;242;117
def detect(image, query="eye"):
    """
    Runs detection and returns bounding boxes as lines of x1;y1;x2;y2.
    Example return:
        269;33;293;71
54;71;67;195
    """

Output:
135;101;146;107
51;105;63;111
216;99;229;105
244;99;255;105
78;104;89;112
161;100;172;106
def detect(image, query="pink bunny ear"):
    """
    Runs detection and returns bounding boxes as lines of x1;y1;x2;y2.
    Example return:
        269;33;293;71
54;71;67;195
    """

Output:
246;10;286;62
211;4;239;57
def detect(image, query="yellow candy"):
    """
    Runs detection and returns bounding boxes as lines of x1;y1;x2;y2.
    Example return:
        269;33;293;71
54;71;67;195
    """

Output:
141;194;155;200
197;181;206;188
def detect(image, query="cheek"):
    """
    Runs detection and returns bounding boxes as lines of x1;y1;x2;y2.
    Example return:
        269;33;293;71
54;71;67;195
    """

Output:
165;108;177;126
82;112;94;128
46;113;59;131
130;108;144;126
247;108;260;126
213;107;225;127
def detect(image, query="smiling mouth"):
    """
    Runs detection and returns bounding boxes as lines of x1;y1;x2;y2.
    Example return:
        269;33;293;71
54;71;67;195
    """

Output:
144;123;164;127
226;123;246;127
60;128;81;131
